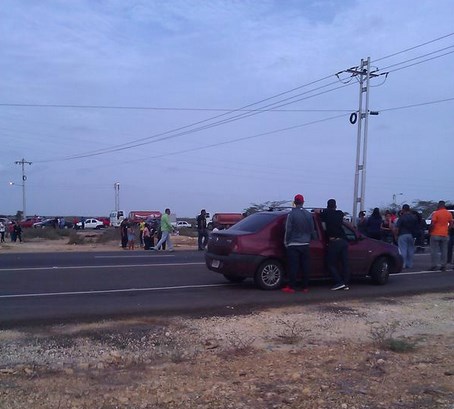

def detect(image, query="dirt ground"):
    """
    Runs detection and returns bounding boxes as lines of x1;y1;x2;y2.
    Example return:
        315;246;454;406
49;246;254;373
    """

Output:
0;238;453;408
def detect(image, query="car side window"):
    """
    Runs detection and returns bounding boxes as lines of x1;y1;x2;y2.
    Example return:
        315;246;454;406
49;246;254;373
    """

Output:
342;224;357;241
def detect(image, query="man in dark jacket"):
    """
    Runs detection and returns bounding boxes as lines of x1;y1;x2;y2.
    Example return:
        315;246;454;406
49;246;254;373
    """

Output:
395;204;419;269
320;199;350;291
196;209;209;251
282;194;315;293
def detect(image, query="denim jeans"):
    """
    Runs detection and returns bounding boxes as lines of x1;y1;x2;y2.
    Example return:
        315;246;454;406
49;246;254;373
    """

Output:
397;233;415;268
326;239;350;286
430;235;448;267
286;245;310;289
155;230;174;250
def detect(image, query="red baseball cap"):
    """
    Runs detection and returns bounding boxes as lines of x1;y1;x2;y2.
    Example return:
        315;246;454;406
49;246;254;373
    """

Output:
294;194;304;204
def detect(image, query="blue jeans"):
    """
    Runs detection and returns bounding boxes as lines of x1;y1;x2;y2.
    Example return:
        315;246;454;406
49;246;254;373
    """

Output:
430;235;448;267
398;234;415;268
286;245;310;289
155;231;173;250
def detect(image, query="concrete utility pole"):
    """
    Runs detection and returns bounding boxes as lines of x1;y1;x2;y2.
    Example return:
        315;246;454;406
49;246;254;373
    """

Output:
339;58;382;225
114;182;120;212
14;158;32;220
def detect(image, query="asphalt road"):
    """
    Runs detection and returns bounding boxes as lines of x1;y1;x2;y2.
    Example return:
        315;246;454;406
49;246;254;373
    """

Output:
0;249;452;328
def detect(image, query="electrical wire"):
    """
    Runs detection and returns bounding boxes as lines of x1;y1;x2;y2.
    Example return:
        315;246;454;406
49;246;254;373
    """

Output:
34;81;352;162
378;97;454;112
380;45;454;71
372;31;454;63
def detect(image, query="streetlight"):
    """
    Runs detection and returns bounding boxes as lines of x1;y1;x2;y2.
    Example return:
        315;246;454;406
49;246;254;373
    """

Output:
9;181;26;220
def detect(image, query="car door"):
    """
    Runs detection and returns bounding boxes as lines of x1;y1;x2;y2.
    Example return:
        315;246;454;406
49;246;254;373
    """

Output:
343;224;370;275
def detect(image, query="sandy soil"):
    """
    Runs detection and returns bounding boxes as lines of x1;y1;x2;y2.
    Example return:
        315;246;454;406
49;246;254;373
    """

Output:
0;237;453;408
0;234;197;253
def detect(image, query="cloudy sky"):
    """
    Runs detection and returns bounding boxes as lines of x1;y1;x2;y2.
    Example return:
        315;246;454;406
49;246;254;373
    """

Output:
1;0;453;219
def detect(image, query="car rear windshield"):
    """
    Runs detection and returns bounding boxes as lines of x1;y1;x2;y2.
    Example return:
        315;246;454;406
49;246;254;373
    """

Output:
228;213;281;233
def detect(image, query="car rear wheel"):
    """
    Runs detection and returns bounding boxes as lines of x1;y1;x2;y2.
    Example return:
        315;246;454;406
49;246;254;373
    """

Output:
254;260;284;290
223;274;246;283
370;256;390;285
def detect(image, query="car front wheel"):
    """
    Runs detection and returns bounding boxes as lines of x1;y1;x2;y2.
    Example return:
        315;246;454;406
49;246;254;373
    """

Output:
370;256;390;285
254;260;284;290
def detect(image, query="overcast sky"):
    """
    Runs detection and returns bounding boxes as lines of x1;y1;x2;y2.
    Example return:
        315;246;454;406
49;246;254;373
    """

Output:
1;0;453;218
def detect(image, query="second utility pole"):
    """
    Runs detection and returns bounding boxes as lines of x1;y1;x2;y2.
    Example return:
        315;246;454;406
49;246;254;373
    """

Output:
347;57;379;224
14;158;32;220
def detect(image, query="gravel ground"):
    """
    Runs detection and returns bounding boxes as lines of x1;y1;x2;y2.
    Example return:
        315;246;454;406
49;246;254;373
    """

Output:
1;292;453;409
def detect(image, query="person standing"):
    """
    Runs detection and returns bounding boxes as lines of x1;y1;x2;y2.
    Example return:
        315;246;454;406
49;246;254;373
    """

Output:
0;221;5;243
395;204;418;269
429;201;453;271
357;211;368;236
127;224;136;250
366;207;382;240
154;208;174;252
447;207;454;269
14;222;23;243
282;194;315;294
138;220;146;247
320;199;350;291
143;223;152;250
196;209;209;251
120;218;129;249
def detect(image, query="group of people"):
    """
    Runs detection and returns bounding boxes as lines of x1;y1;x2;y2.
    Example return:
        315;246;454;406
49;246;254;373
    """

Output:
282;195;350;293
280;195;454;294
119;208;175;252
0;221;22;243
357;202;453;271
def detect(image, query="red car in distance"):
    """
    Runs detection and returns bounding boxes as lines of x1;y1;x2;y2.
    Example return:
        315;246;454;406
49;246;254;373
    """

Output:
20;217;43;228
205;210;403;290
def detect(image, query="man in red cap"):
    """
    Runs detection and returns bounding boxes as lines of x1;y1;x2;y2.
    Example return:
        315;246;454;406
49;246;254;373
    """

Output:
282;194;315;293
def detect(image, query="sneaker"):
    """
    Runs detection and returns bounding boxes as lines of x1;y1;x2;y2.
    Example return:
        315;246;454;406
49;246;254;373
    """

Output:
331;284;346;291
343;286;350;291
281;286;296;294
440;265;446;271
168;249;174;252
429;266;439;271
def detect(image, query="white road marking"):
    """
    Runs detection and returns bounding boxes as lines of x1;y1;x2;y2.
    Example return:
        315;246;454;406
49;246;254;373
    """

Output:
0;283;232;299
0;262;205;272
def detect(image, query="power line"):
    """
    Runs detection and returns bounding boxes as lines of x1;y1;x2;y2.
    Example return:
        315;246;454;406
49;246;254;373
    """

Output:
0;102;352;113
380;45;454;71
35;80;352;163
378;97;454;112
372;31;454;62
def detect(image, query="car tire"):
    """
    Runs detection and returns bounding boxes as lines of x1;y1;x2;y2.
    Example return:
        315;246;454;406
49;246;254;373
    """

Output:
254;259;284;290
370;256;390;285
223;274;246;283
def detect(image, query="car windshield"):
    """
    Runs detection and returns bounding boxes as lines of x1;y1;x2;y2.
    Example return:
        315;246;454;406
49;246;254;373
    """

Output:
228;213;281;233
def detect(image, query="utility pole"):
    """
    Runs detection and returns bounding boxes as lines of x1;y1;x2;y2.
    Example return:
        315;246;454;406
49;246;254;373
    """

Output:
338;58;384;225
114;182;120;212
14;158;32;220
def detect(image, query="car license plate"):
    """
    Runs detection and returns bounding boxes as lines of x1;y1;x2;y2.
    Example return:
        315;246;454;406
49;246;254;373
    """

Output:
211;260;220;268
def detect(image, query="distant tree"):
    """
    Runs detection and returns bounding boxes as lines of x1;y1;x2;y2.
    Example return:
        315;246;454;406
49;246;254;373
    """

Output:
15;210;23;221
375;200;453;218
244;200;289;216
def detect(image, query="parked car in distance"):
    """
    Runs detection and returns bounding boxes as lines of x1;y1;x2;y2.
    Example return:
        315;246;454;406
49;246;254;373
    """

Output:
172;220;192;228
33;218;73;229
20;217;43;228
75;218;105;230
205;210;403;290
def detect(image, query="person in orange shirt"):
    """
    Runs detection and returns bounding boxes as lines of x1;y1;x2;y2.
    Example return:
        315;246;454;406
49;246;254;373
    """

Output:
429;201;453;271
